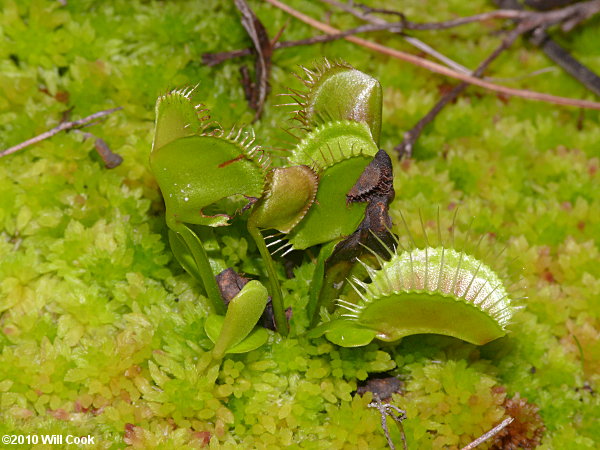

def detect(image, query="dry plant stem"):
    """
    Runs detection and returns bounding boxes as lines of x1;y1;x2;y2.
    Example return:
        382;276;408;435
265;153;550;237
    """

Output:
460;417;514;450
0;107;123;158
495;0;600;97
327;0;600;32
204;23;388;66
210;0;600;78
235;0;272;119
205;26;471;75
351;0;600;97
368;395;408;450
396;30;520;158
265;0;600;111
203;23;469;69
320;0;472;74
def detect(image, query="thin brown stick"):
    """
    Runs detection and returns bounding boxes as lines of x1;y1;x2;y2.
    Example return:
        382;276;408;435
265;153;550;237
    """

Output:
204;16;471;74
460;417;514;450
264;0;600;111
320;0;475;74
368;395;408;450
396;28;520;157
327;0;600;32
0;107;122;158
204;22;411;67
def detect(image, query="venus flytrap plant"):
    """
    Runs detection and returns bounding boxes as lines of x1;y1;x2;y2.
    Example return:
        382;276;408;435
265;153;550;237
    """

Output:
150;60;516;352
276;61;388;324
280;59;383;252
150;88;268;314
281;61;516;346
227;60;384;332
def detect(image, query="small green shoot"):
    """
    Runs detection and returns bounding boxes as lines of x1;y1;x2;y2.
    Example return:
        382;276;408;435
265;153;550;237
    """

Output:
204;280;269;360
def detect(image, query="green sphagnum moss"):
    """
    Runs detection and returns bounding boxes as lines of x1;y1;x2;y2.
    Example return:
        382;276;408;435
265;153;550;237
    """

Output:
0;0;599;448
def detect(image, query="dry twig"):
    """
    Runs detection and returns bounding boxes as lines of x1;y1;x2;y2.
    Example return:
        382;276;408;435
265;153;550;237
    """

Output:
333;0;600;32
203;21;470;74
460;417;515;450
235;0;273;120
368;395;408;450
0;107;123;168
325;0;600;157
495;0;600;97
264;0;600;111
204;23;394;66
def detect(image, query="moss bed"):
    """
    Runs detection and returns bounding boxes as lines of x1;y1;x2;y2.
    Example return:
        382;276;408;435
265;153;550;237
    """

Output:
0;0;599;448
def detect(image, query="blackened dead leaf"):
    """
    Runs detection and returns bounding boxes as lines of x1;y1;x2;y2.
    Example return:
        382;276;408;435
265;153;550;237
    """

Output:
328;149;396;267
357;376;404;402
215;267;291;332
94;137;123;169
216;268;249;304
234;0;272;121
347;149;395;204
261;299;292;331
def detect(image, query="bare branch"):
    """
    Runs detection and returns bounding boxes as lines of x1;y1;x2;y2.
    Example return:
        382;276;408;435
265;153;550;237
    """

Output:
368;395;408;450
335;0;600;96
460;417;514;450
264;0;600;111
396;27;521;158
203;23;442;66
494;0;600;97
323;0;600;32
204;9;472;74
0;107;122;161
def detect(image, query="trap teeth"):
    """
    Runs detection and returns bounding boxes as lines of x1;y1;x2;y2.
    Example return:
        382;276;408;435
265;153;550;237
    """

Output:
284;58;382;142
327;245;515;347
